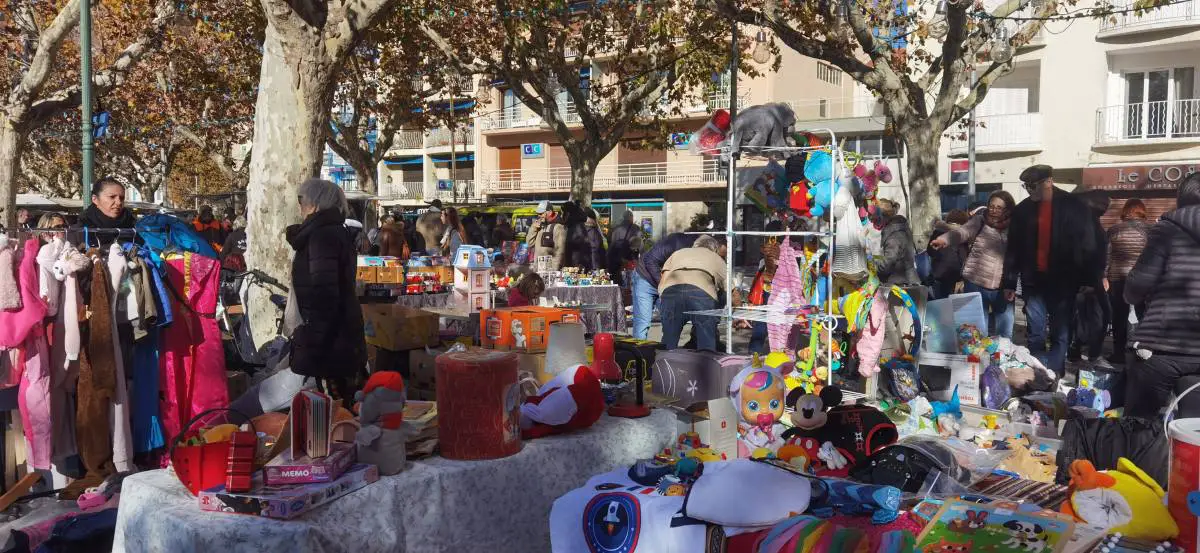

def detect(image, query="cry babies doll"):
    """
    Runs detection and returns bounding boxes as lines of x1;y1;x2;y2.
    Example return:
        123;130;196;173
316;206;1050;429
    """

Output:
729;360;788;458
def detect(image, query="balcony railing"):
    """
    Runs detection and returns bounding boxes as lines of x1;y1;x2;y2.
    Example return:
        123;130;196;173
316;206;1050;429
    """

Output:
390;130;424;151
434;181;480;201
482;159;724;193
425;127;475;148
383;181;425;201
1099;0;1200;33
1096;99;1200;145
789;97;882;121
948;112;1043;154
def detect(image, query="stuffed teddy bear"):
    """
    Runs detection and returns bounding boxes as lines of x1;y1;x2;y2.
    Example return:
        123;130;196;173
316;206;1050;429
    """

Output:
728;363;788;458
723;103;796;157
1061;458;1178;541
804;150;839;218
355;372;409;475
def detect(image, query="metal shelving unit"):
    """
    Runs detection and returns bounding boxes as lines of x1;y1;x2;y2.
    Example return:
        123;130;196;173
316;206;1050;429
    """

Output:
688;129;847;391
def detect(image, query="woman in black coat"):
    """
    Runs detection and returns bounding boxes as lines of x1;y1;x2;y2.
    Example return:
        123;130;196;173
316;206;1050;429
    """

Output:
288;178;367;404
567;205;607;270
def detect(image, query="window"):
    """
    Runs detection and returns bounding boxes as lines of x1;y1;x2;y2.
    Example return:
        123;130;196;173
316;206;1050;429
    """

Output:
817;63;842;85
842;135;901;157
939;183;1000;214
1123;67;1198;139
819;99;828;118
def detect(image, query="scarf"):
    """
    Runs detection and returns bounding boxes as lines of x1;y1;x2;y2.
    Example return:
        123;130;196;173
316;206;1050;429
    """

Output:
986;208;1011;231
79;205;135;230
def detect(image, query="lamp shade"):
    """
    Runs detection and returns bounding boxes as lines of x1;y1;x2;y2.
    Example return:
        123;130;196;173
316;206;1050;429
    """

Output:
545;322;587;377
590;333;622;382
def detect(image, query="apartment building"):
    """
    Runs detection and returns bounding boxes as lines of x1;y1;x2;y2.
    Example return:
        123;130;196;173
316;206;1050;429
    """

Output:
374;75;483;208
469;42;894;240
940;0;1200;223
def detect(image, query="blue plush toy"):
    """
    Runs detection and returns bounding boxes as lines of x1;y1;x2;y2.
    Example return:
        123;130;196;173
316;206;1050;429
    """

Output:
807;478;902;524
804;151;839;217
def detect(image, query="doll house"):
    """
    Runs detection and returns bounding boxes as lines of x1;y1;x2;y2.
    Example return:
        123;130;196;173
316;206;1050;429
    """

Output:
453;245;492;311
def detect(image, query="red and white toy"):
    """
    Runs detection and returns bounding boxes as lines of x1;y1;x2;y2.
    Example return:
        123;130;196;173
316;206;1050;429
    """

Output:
520;364;604;439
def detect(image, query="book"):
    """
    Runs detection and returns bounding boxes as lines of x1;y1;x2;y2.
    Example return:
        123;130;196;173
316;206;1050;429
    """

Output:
198;464;379;520
291;390;333;459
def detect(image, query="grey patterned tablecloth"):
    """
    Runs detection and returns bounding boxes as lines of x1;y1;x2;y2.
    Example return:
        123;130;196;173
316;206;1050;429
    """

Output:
542;285;626;334
393;292;451;309
113;410;675;553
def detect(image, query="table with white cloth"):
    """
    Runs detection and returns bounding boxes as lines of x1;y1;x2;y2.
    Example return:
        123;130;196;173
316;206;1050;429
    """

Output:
541;284;625;334
113;410;676;553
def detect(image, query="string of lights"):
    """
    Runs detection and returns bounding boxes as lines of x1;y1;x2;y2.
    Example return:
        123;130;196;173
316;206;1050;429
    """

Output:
970;0;1191;21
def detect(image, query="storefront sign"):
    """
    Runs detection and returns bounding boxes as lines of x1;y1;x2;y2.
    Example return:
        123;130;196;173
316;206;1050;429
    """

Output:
1082;163;1198;191
437;179;454;191
521;143;544;159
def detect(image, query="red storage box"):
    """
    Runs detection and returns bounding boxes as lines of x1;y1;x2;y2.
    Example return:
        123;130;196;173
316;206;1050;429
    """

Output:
169;408;256;496
436;350;523;460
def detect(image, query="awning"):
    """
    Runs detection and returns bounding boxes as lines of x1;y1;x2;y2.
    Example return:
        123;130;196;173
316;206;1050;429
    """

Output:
430;153;475;163
384;157;423;167
412;100;477;114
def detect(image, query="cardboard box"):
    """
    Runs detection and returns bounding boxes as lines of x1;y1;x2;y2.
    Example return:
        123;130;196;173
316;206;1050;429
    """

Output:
263;442;356;486
515;351;551;384
198;464;379;519
479;306;581;353
407;347;442;391
362;305;439;351
376;266;404;284
356;266;378;283
920;352;980;406
668;398;738;461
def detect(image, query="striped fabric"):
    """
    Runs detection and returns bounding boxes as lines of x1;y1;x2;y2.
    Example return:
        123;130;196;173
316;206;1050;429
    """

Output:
971;474;1070;510
767;237;805;352
1106;219;1149;282
1127;206;1200;355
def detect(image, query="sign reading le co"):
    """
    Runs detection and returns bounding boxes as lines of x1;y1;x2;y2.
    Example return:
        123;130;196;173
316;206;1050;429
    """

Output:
1083;163;1198;190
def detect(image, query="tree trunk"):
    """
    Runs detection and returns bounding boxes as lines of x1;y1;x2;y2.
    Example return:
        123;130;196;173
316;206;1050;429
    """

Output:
243;25;332;347
903;127;942;248
570;160;597;208
358;168;379;230
0;118;28;229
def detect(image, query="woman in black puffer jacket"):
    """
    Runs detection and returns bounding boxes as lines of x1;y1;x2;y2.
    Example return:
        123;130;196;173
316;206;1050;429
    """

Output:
1124;174;1200;418
288;178;366;403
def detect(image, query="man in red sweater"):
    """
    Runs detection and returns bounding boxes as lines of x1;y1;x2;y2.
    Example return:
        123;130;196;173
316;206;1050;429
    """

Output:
1002;165;1102;377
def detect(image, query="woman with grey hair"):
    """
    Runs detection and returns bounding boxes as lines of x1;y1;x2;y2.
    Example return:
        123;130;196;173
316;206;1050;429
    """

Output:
288;179;365;405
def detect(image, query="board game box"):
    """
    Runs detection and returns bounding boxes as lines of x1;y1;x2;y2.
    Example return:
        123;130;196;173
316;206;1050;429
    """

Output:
198;464;380;519
263;442;356;486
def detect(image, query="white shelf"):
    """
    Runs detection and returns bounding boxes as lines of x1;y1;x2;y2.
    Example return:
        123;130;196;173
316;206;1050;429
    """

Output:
685;306;837;327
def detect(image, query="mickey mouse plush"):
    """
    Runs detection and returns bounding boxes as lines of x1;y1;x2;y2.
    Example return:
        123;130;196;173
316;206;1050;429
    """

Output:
777;387;849;475
778;385;898;476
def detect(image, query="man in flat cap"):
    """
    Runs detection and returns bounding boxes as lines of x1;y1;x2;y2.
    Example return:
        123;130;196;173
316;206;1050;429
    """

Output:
1002;164;1102;377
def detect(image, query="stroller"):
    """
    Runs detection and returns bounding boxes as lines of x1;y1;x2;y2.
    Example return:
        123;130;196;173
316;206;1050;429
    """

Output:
220;269;290;369
220;269;316;418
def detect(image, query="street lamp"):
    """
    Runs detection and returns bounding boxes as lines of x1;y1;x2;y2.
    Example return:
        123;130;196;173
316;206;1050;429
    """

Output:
751;30;772;64
80;1;94;200
968;25;1015;199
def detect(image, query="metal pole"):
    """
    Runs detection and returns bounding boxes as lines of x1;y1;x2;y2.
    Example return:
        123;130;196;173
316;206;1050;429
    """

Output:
725;18;739;354
80;0;94;201
450;91;458;204
967;69;977;201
